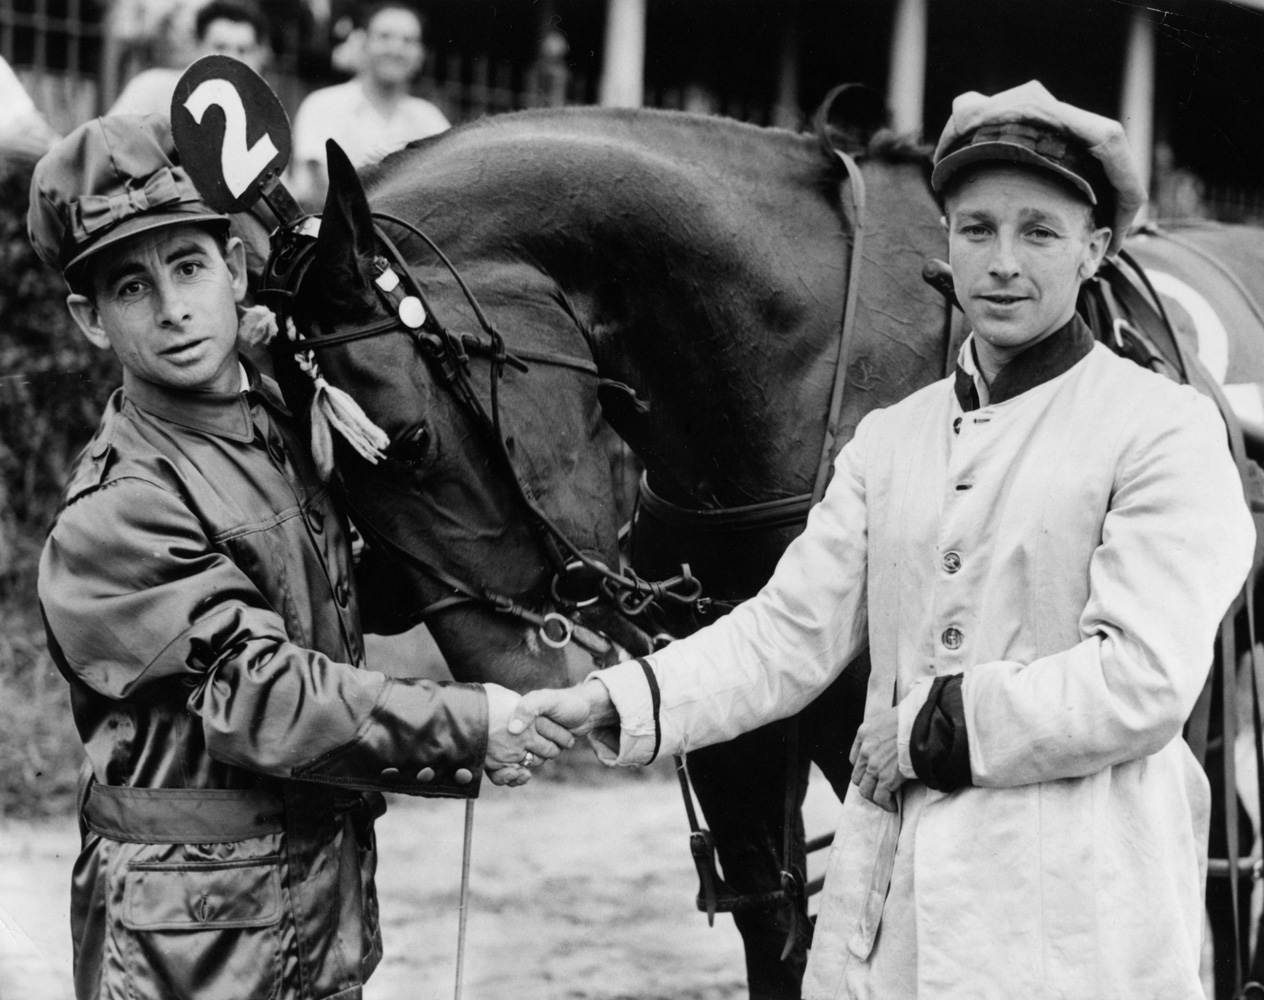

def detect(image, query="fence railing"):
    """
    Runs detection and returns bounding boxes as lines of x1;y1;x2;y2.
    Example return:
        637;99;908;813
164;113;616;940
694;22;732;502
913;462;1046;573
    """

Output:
1;0;599;136
1;0;102;134
1203;185;1264;227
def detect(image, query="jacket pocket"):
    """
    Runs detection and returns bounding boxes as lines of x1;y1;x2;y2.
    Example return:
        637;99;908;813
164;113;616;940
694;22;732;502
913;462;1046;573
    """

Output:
120;856;285;1000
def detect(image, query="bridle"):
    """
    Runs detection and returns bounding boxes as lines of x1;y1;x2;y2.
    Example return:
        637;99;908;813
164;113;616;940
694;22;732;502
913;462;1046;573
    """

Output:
259;211;700;655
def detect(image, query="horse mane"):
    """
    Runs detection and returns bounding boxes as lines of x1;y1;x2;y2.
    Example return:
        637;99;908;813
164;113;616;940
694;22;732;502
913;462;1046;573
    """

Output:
361;105;935;195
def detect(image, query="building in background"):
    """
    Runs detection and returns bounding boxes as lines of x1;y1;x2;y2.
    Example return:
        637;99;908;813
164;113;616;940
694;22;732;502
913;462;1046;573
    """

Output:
2;0;1263;220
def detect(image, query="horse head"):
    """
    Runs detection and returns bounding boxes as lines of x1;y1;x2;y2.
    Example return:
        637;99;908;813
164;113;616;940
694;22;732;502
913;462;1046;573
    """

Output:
271;141;651;688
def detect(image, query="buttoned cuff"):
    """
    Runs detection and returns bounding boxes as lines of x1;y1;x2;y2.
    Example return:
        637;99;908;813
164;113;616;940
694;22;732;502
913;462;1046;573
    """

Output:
897;678;936;780
584;658;662;767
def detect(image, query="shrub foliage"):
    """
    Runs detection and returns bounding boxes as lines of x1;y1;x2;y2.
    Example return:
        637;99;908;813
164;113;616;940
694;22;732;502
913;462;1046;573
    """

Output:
0;161;119;816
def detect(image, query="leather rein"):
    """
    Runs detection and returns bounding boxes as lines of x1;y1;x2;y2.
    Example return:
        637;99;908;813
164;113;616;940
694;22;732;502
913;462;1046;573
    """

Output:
259;211;700;657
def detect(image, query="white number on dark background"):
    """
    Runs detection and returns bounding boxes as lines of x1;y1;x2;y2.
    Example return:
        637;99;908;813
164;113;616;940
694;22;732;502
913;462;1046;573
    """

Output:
183;78;279;197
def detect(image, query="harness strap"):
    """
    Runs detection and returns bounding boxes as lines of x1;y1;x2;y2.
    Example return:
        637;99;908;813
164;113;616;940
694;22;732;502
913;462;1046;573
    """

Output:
812;151;868;506
1225;607;1245;986
638;475;813;533
672;148;869;950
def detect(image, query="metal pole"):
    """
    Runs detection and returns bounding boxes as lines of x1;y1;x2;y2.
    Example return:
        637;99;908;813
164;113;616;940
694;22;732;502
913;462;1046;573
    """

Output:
1121;9;1156;220
887;0;928;137
454;799;476;1000
598;0;645;108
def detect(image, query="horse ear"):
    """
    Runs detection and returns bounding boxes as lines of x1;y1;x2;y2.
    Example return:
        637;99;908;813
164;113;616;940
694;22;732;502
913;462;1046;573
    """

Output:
813;84;890;157
312;140;377;303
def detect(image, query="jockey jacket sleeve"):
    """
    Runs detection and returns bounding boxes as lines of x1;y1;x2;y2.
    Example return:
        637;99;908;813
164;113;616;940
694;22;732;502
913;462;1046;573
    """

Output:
39;477;489;795
591;411;875;766
963;389;1254;787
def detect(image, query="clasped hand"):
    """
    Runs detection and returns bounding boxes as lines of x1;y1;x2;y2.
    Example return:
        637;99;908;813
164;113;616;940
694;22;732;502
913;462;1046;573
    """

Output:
484;682;616;786
848;704;905;812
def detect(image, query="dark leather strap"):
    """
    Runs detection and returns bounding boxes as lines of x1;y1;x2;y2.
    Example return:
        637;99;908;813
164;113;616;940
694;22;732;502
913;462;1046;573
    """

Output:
812;150;868;507
635;656;662;762
1222;612;1245;986
83;782;286;844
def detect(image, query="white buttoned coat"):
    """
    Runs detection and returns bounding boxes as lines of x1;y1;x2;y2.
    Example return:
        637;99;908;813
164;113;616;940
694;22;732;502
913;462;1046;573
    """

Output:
597;341;1255;999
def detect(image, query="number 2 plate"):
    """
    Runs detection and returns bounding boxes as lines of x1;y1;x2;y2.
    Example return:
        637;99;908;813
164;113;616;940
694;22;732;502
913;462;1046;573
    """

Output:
171;55;292;214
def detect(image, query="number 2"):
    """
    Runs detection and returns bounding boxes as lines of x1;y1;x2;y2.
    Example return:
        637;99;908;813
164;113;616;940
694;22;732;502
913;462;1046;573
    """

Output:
184;78;279;198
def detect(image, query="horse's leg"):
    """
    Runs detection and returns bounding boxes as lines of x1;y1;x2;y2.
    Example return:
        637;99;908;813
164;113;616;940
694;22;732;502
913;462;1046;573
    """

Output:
686;720;812;1000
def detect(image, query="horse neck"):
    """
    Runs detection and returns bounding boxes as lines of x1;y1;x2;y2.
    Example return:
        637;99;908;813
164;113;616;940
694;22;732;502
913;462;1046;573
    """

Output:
589;153;948;509
370;113;945;510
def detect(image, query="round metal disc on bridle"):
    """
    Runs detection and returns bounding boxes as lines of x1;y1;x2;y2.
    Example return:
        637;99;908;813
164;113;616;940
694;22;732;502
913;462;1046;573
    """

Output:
398;296;427;329
170;54;292;214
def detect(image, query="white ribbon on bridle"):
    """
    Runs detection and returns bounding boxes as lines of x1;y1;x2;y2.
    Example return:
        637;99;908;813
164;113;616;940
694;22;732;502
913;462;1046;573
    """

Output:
235;305;391;480
285;318;391;479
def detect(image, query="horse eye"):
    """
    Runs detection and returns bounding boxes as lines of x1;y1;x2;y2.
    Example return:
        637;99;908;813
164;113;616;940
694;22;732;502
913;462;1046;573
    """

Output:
390;423;431;467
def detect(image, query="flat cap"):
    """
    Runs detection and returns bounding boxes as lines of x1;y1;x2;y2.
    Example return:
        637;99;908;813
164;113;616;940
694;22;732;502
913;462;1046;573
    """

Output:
28;114;228;282
932;81;1147;257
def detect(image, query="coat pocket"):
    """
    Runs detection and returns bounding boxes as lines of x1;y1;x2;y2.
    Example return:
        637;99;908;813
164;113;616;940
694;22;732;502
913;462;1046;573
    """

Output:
120;857;285;1000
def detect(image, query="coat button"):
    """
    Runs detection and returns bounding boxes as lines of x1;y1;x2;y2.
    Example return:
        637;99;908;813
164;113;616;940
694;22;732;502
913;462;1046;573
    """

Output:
335;580;350;608
416;768;435;783
942;551;962;574
952;416;962;435
380;767;400;779
307;506;325;533
454;768;473;785
941;626;963;650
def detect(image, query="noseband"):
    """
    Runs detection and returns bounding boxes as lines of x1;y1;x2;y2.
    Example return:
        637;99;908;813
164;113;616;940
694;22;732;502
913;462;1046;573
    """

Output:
259;212;700;655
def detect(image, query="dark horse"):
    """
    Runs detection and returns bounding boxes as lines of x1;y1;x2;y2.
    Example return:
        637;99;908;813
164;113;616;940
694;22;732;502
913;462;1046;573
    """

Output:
262;103;950;998
260;106;1264;997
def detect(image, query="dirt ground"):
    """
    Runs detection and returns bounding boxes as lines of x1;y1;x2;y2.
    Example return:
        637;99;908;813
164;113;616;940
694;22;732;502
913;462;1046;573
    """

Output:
0;762;841;1000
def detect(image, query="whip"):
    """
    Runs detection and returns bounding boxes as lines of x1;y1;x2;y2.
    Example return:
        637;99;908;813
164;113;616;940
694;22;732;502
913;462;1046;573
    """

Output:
454;799;476;1000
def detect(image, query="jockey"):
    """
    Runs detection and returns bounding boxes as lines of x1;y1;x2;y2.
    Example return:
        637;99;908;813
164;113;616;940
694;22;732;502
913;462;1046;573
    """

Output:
523;82;1255;998
28;114;570;1000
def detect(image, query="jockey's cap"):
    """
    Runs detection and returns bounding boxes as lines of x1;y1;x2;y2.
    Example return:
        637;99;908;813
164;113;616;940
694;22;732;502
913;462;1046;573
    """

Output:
932;81;1147;256
27;115;228;283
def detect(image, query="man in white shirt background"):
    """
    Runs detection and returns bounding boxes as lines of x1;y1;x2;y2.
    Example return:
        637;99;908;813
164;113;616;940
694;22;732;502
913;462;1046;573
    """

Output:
108;0;272;118
289;0;448;208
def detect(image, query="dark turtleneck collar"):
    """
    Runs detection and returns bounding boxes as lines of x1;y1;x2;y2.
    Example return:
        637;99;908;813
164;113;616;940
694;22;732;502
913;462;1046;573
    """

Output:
123;357;290;443
954;314;1095;413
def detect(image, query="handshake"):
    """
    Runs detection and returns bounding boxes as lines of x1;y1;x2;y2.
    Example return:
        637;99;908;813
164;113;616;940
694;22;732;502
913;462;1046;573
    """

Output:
483;680;621;786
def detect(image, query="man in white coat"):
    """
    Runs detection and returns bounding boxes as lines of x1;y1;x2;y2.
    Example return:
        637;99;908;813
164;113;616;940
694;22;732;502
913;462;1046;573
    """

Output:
513;82;1256;998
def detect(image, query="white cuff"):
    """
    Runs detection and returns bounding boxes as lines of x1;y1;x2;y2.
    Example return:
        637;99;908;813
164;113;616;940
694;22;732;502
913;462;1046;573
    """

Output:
585;659;663;766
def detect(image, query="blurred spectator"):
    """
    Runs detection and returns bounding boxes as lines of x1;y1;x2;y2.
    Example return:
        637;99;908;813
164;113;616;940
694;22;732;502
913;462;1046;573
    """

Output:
1152;141;1207;220
0;56;59;169
289;1;447;207
108;0;272;118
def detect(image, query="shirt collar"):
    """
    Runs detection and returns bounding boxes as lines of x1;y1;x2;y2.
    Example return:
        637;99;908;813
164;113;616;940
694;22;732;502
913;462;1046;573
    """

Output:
123;357;290;442
954;314;1095;412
